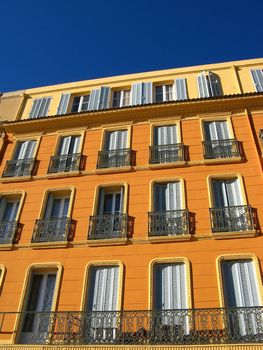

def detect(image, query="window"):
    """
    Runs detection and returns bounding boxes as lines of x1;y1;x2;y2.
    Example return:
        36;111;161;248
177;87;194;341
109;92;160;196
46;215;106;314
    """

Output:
84;265;120;342
19;271;57;344
150;124;184;164
112;90;130;108
154;79;187;103
210;177;254;233
89;186;129;240
97;129;131;168
29;97;52;119
203;120;240;159
0;195;21;244
71;95;90;113
251;69;263;92
149;181;189;237
197;71;222;97
32;190;73;243
152;262;189;338
48;135;82;173
220;258;261;338
2;140;37;177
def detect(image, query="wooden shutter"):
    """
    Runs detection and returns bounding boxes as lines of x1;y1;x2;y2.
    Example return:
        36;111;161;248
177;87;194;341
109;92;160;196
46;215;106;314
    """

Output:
29;98;52;119
57;93;71;115
99;87;111;109
197;72;209;98
88;87;111;111
130;82;152;105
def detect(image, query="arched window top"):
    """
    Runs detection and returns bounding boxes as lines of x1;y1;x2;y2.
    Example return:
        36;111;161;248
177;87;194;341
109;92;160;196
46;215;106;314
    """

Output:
197;71;222;98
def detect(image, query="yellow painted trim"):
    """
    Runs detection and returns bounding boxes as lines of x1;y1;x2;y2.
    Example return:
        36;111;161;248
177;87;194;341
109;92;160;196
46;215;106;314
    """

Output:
207;173;247;208
0;191;26;222
100;125;132;151
13;262;63;344
148;234;192;243
213;230;256;240
95;166;132;174
91;182;128;215
10;135;41;160
30;241;68;249
38;186;75;219
149;177;185;212
87;238;128;246
216;253;263;308
52;130;86;157
80;260;124;311
150;119;182;146
148;161;186;169
148;257;192;310
199;115;235;142
203;157;242;165
46;171;81;179
0;265;6;292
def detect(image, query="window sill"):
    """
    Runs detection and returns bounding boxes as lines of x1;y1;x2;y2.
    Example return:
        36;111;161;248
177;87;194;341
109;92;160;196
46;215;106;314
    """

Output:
148;234;192;243
46;171;81;179
203;157;242;165
0;176;32;183
95;166;132;174
87;238;128;246
148;161;186;169
212;230;257;240
30;241;68;249
0;244;13;250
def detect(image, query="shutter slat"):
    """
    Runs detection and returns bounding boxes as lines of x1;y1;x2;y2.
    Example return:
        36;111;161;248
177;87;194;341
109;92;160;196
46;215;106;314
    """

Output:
175;78;188;100
57;93;71;115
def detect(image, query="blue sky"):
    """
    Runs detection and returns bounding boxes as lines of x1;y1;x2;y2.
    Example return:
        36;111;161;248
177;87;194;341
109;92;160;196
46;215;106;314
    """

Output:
0;0;262;92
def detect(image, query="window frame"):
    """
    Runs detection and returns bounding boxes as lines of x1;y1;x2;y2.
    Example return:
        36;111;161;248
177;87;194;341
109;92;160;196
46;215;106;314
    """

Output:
13;262;63;344
81;260;124;311
52;130;85;157
200;116;235;143
0;265;6;292
250;68;263;92
0;191;26;226
216;254;263;308
111;89;131;108
100;125;132;152
154;83;175;103
150;120;181;147
11;136;41;162
149;257;192;310
70;94;91;113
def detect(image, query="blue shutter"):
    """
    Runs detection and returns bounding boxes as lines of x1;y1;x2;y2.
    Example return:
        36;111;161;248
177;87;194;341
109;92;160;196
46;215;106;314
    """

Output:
251;69;263;92
175;79;188;100
57;93;71;115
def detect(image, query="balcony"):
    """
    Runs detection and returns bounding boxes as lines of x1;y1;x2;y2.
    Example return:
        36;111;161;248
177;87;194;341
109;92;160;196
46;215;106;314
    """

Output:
149;143;185;164
202;139;241;159
31;217;74;243
210;205;254;233
48;153;84;173
1;307;262;345
2;158;36;177
97;148;132;168
148;210;190;237
0;220;18;244
88;214;129;240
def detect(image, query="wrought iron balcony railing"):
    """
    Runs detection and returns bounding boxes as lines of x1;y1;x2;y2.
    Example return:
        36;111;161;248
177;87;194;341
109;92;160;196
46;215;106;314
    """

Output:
210;205;254;233
31;217;73;243
0;220;18;244
88;213;129;240
2;158;36;177
1;307;262;345
203;139;241;159
148;210;190;236
48;153;84;173
97;148;132;168
149;143;185;164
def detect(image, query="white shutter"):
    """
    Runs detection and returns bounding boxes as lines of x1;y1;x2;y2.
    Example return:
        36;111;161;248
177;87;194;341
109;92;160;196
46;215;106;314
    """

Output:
251;69;263;92
59;136;71;155
155;125;177;145
225;179;242;206
88;89;101;111
29;98;52;119
166;182;181;211
15;140;36;160
174;79;188;100
99;87;111;109
197;72;209;98
212;180;229;208
72;136;81;154
143;82;153;104
130;83;143;105
57;93;71;115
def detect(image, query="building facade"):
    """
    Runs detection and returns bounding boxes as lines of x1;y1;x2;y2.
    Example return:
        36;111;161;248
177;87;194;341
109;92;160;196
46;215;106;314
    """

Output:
0;58;262;350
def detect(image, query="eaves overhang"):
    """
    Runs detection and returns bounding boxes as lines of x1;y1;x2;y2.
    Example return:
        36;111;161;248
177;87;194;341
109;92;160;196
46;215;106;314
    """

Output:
3;91;263;134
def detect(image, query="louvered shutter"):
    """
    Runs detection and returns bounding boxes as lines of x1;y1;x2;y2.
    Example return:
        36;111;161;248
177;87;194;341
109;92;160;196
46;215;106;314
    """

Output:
59;136;71;155
29;98;52;119
197;72;209;98
174;79;188;100
71;136;80;154
99;87;111;109
130;82;152;105
205;121;229;141
166;182;181;211
57;93;71;115
88;89;101;111
15;140;36;160
155;125;177;145
251;69;263;92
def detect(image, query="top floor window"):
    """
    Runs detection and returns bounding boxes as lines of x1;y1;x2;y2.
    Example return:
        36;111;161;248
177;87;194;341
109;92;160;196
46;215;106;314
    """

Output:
197;71;222;98
71;95;90;113
251;69;263;92
112;90;130;108
155;85;174;103
29;97;52;119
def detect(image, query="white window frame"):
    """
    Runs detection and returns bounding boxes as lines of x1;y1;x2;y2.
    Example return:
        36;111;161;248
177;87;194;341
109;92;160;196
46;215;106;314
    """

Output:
71;94;90;113
112;90;131;108
154;84;175;103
